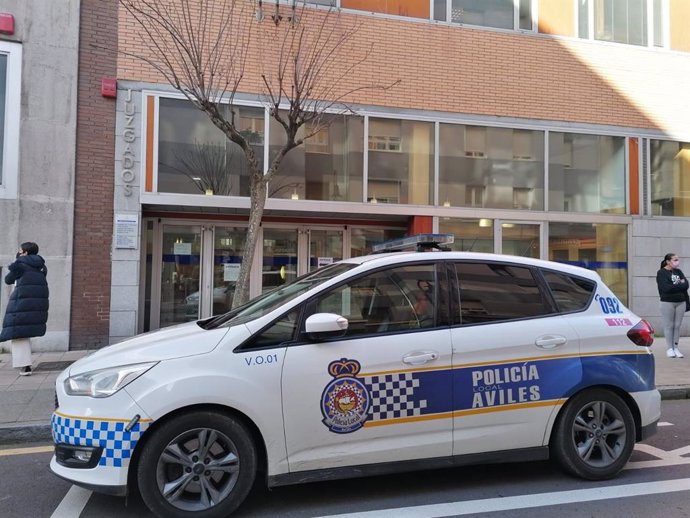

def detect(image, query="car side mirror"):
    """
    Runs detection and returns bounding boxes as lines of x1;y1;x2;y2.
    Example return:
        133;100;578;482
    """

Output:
305;313;349;341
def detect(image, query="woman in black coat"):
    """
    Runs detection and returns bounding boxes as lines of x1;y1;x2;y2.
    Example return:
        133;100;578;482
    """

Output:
656;252;688;359
0;242;49;376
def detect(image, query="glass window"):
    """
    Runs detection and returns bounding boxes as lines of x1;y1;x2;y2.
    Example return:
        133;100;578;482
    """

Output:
650;140;690;216
439;124;544;210
158;98;264;196
519;0;533;30
451;0;514;29
578;0;590;38
262;229;298;294
350;228;406;257
312;264;439;336
269;114;364;201
439;218;494;252
213;228;246;314
434;0;447;20
367;118;434;205
548;132;626;214
548;222;628;304
454;262;552;324
652;0;664;46
0;41;21;199
541;270;596;312
594;0;647;46
247;309;300;349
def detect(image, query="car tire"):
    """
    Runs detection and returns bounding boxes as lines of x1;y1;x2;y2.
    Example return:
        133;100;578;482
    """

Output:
137;411;257;518
551;389;635;480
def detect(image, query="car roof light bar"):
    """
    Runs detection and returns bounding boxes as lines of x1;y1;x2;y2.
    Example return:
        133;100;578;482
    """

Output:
372;233;455;253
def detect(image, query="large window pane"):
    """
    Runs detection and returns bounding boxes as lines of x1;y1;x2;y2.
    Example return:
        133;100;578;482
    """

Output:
548;222;628;304
158;98;264;196
451;0;514;29
439;218;494;252
548;132;626;214
269;114;364;201
650;140;690;216
519;0;533;30
368;119;434;205
439;124;544;210
652;0;664;46
434;0;447;20
579;0;590;38
594;0;647;46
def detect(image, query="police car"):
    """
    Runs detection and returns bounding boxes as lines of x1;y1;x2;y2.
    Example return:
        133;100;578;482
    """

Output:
50;234;660;517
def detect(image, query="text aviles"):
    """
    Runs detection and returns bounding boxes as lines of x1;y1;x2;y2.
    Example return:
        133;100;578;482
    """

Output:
471;364;541;409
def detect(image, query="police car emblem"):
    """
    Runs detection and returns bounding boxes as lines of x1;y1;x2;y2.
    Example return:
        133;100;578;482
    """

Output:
321;358;370;434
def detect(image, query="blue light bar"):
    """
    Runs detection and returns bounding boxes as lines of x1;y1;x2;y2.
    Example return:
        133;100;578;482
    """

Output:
372;233;455;253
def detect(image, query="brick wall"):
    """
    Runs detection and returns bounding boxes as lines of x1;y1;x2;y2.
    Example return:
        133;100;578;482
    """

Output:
70;0;118;349
117;0;690;137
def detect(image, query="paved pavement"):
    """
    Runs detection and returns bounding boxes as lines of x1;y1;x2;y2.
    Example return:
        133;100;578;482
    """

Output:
2;338;690;444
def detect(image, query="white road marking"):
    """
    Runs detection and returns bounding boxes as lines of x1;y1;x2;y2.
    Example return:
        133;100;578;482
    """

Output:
317;477;690;518
50;485;92;518
0;445;54;457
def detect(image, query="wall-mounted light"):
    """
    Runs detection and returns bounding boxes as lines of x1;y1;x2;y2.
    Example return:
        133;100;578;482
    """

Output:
205;188;214;196
370;196;378;204
479;219;492;227
501;223;515;228
291;189;299;200
442;200;451;207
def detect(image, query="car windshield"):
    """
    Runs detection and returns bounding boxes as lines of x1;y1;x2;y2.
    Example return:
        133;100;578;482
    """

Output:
203;263;357;329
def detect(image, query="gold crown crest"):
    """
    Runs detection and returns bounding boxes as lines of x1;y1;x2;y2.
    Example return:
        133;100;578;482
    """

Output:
328;358;361;378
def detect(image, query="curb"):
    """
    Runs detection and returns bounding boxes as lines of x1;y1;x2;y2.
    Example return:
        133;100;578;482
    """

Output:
658;386;690;400
0;423;52;445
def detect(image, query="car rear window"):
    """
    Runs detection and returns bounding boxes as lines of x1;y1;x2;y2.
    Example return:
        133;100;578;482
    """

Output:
454;262;553;325
541;270;596;312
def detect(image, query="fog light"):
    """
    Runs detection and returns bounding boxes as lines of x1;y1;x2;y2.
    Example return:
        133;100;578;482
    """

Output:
55;444;103;469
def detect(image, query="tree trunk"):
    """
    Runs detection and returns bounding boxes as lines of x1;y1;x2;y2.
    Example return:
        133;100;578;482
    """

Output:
233;174;268;307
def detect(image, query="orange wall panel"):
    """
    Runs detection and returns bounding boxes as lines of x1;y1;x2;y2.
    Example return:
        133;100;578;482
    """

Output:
670;0;690;52
407;216;433;235
341;0;429;19
538;0;574;36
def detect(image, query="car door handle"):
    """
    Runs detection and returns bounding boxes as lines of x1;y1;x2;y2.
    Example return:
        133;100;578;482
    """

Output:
534;335;567;349
403;351;439;365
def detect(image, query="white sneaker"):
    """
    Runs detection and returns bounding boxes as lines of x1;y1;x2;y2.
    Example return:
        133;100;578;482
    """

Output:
667;348;677;358
675;349;684;358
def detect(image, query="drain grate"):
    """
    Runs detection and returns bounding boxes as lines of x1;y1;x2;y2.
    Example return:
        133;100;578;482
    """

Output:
34;361;75;372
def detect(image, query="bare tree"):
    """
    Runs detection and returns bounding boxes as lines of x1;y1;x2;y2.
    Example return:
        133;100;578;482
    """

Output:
119;0;396;307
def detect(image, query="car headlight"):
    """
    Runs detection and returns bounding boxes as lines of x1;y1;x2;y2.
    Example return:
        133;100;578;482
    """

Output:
64;362;157;398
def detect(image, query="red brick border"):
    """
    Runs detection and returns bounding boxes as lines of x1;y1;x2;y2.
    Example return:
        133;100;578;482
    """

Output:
70;0;118;349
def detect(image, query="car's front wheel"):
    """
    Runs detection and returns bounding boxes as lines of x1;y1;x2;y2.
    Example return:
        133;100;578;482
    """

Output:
137;411;257;518
551;389;635;480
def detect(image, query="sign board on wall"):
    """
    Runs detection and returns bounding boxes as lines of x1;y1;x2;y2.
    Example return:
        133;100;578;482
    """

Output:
224;263;240;282
114;213;139;249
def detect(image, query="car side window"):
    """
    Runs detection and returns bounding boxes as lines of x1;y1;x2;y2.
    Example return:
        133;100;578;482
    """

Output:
310;263;438;337
244;309;300;349
541;270;595;312
454;262;552;325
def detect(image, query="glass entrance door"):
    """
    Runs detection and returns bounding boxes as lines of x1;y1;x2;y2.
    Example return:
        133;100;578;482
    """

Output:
160;225;202;326
501;222;541;258
308;229;343;271
212;227;246;315
262;229;298;294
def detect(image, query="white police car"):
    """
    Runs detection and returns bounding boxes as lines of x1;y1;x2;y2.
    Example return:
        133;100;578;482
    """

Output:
51;234;660;517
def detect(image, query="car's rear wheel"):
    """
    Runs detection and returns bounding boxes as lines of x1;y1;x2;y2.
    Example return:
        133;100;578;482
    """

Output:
551;389;635;480
137;411;257;518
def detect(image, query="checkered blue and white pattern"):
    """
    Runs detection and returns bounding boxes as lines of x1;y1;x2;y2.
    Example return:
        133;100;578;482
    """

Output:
51;413;150;468
364;372;427;421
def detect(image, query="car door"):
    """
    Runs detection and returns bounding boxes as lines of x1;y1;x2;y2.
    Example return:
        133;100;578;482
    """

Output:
281;261;454;473
449;261;582;455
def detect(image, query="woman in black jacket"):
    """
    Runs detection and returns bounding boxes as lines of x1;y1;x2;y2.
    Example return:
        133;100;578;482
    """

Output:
657;253;688;359
0;242;49;375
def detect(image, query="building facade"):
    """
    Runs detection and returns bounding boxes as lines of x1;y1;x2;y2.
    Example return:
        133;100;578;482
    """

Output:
7;0;690;350
0;1;80;351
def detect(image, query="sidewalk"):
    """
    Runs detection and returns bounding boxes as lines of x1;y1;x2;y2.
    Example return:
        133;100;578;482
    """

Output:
2;338;690;444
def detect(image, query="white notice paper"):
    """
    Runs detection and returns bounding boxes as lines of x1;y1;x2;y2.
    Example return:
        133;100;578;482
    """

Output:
114;213;139;249
224;263;240;282
173;242;192;255
317;257;334;267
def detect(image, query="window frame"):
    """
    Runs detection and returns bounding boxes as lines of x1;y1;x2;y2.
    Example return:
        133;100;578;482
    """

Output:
432;0;537;32
0;40;21;200
576;0;669;49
